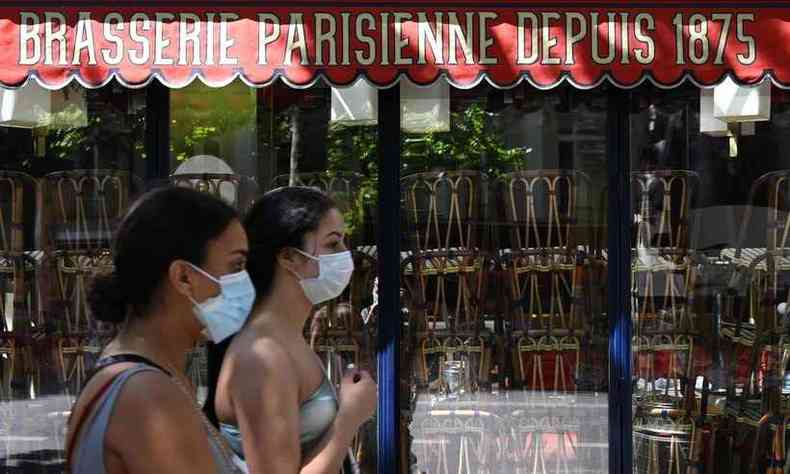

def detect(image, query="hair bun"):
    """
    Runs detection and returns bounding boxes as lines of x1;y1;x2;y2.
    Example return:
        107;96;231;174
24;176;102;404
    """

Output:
88;272;128;324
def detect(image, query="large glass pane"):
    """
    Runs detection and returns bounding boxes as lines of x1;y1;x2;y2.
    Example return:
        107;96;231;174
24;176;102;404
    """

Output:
0;80;148;471
400;80;611;474
169;79;380;471
630;84;790;474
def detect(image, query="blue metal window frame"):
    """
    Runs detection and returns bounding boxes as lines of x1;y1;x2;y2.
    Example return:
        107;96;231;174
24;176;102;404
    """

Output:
374;87;634;474
145;82;170;183
607;89;633;474
376;86;402;474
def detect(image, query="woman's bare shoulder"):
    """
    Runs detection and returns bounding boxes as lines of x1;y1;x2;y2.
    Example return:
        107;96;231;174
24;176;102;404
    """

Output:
229;331;293;375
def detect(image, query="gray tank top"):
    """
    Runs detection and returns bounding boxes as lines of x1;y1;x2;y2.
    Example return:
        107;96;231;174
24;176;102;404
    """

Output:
219;373;338;463
71;364;241;474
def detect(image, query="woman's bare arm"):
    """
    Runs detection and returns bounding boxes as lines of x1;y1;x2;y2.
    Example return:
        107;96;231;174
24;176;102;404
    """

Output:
232;339;357;474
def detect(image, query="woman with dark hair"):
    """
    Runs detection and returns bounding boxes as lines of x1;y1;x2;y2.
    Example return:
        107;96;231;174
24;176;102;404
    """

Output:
206;186;377;474
65;187;252;474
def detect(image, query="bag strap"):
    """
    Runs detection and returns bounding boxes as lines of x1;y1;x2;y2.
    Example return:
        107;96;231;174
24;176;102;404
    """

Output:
83;353;170;384
64;372;122;474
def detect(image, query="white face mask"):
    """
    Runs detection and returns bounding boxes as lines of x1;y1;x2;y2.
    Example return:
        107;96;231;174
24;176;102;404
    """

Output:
292;248;354;305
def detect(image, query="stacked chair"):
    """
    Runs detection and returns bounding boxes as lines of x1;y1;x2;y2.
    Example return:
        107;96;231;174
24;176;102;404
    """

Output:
497;170;592;394
400;171;495;394
497;169;594;474
399;170;498;474
170;172;258;214
39;170;138;393
0;171;41;397
709;170;790;474
630;170;699;474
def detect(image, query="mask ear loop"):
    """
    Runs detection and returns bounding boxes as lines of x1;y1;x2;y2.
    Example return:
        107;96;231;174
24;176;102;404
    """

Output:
185;262;221;284
183;262;221;308
293;247;320;261
289;248;320;281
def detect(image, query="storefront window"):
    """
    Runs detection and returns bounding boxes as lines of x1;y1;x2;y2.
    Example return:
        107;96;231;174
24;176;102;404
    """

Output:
0;79;148;470
630;84;790;474
400;80;611;474
0;77;382;471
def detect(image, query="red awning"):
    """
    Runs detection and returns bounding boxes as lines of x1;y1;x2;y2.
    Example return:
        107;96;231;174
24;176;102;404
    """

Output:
2;1;790;89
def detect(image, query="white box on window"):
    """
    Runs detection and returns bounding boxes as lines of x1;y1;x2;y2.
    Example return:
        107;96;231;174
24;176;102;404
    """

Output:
700;87;729;137
0;80;50;128
400;78;450;133
713;77;771;122
331;79;378;126
0;80;87;129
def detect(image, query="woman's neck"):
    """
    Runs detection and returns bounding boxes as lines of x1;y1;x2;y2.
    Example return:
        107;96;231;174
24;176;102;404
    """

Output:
252;278;313;338
106;310;195;375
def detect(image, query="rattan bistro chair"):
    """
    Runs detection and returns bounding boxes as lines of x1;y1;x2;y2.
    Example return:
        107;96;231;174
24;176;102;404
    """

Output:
400;171;494;391
497;170;591;392
170;172;258;212
716;170;790;474
270;172;363;210
40;170;137;389
0;171;41;393
400;171;493;331
629;171;700;474
499;170;591;333
631;170;699;337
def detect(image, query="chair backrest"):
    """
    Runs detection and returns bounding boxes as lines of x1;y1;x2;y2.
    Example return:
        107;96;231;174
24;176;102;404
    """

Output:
40;170;137;251
499;170;591;254
270;172;363;212
631;170;699;258
734;170;790;333
401;171;485;255
170;172;257;211
0;171;37;254
734;170;790;253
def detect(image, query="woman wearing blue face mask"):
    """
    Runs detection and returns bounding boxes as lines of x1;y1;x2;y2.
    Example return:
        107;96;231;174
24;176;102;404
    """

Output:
205;186;377;474
65;187;252;474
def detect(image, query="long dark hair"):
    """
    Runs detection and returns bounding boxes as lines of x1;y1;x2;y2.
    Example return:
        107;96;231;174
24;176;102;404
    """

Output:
204;186;336;425
88;186;238;324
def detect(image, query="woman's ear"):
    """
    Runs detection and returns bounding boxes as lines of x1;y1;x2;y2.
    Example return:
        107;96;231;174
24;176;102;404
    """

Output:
169;260;195;298
276;248;300;276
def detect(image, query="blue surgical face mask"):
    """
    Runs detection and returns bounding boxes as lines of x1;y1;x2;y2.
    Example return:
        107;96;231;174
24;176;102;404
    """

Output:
186;263;256;343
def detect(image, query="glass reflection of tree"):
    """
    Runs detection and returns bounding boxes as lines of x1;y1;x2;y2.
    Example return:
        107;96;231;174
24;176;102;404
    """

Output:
170;82;256;163
402;103;528;176
324;103;528;242
46;88;146;171
326;123;377;242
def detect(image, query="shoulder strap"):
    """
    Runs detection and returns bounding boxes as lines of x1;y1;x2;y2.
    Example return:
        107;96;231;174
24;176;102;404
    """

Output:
65;355;171;473
83;354;171;385
64;371;121;474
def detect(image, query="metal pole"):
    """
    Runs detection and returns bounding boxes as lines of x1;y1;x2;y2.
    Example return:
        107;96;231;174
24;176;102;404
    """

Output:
377;85;401;474
607;88;633;474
